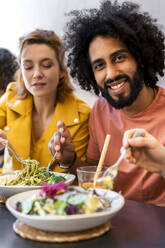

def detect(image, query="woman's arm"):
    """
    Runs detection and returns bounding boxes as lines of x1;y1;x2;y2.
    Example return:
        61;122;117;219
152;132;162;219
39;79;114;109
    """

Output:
49;121;91;174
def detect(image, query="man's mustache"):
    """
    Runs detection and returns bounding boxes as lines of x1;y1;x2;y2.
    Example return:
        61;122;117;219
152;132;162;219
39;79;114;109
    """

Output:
104;74;130;88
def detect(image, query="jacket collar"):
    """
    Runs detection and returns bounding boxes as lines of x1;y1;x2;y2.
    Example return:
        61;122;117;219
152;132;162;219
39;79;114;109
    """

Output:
8;94;33;116
8;93;80;126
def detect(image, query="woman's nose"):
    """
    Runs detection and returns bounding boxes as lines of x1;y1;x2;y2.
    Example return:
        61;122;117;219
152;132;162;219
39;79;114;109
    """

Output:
33;67;43;79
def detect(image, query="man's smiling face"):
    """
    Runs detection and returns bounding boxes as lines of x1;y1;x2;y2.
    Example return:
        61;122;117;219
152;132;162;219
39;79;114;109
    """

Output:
89;36;144;109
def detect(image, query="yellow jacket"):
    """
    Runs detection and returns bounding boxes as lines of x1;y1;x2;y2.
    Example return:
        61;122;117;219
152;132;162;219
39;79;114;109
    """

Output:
0;83;90;172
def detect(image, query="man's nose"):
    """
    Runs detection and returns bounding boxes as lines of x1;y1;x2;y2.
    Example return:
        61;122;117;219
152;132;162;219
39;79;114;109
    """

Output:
106;64;120;82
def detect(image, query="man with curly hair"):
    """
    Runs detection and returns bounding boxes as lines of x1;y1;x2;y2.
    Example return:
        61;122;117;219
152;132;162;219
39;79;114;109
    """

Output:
50;1;165;205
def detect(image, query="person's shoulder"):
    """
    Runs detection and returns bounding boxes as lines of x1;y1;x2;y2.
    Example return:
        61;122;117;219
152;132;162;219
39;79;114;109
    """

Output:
4;82;17;98
0;82;17;103
70;93;91;114
6;82;17;91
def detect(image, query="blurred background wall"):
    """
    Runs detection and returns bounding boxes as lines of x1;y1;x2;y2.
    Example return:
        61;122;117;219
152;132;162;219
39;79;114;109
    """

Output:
0;0;164;106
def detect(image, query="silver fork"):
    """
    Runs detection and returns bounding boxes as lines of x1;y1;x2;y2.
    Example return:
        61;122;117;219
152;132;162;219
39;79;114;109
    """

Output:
46;131;62;175
46;151;58;175
98;129;142;181
6;143;27;165
6;143;58;172
0;136;27;165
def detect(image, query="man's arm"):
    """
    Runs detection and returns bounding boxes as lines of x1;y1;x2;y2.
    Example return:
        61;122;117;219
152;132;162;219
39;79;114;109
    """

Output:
123;128;165;176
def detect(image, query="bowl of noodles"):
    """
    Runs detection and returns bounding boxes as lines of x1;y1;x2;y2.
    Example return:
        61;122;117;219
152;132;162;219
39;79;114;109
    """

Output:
0;160;75;198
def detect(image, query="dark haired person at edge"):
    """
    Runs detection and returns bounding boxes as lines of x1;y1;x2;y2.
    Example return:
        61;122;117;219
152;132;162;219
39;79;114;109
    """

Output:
49;1;165;205
0;48;19;170
0;48;19;97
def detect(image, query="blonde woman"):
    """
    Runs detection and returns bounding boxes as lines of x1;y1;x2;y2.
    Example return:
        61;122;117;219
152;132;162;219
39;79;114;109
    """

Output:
0;29;90;173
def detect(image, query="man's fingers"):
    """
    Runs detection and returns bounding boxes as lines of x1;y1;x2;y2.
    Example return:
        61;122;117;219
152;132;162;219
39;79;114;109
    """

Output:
123;128;148;149
128;136;153;148
123;129;136;148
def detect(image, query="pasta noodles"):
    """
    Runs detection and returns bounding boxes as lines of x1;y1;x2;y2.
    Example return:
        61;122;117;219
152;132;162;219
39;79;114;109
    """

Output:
7;160;46;186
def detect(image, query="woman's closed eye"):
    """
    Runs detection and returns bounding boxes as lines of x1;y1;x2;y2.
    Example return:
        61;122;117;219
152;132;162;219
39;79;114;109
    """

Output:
42;62;53;68
22;60;33;70
23;65;33;70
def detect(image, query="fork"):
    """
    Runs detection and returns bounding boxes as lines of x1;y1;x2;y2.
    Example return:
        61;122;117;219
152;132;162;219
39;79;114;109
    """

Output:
0;135;27;165
6;143;27;165
7;143;58;173
46;151;58;175
98;129;142;181
46;131;63;175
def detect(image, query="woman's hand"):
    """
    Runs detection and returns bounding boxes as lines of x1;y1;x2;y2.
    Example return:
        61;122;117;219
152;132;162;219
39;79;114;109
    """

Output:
0;129;8;150
123;128;165;174
48;120;75;165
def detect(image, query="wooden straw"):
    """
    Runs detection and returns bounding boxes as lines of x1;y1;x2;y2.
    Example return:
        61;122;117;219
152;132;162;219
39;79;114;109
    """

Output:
93;134;111;187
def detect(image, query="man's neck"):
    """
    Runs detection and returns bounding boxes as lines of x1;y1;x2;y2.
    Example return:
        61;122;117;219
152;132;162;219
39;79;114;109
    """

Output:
122;85;157;115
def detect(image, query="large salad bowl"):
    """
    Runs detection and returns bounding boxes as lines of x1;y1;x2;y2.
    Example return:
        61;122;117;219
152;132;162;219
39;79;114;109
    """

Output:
6;187;125;232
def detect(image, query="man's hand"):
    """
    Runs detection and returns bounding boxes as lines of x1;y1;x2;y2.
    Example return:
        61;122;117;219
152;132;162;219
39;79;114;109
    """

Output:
123;128;165;174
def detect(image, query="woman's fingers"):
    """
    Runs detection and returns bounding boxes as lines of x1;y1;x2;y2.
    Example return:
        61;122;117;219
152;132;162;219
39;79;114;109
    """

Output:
57;120;72;143
0;129;8;139
0;129;8;148
48;131;61;155
49;121;74;163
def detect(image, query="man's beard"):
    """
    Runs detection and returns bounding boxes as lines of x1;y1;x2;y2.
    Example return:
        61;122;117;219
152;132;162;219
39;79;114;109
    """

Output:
98;67;144;109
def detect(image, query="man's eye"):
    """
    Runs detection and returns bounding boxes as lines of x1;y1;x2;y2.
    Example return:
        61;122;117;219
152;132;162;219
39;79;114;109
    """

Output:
94;63;104;71
114;55;125;63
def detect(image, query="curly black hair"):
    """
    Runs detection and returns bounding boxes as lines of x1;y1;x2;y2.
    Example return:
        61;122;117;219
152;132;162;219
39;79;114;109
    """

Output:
0;48;19;92
64;0;165;95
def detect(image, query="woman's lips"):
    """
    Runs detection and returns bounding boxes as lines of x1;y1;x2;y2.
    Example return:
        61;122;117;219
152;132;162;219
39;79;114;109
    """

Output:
32;83;47;88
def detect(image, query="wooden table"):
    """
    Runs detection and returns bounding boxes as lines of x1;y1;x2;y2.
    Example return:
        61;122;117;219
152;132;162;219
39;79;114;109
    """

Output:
0;199;165;248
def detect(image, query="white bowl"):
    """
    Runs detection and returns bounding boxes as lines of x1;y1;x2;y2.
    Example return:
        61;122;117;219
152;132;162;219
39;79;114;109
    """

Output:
6;187;125;232
0;171;75;198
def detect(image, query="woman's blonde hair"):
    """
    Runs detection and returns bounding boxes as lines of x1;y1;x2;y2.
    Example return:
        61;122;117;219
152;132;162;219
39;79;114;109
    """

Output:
16;29;74;102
